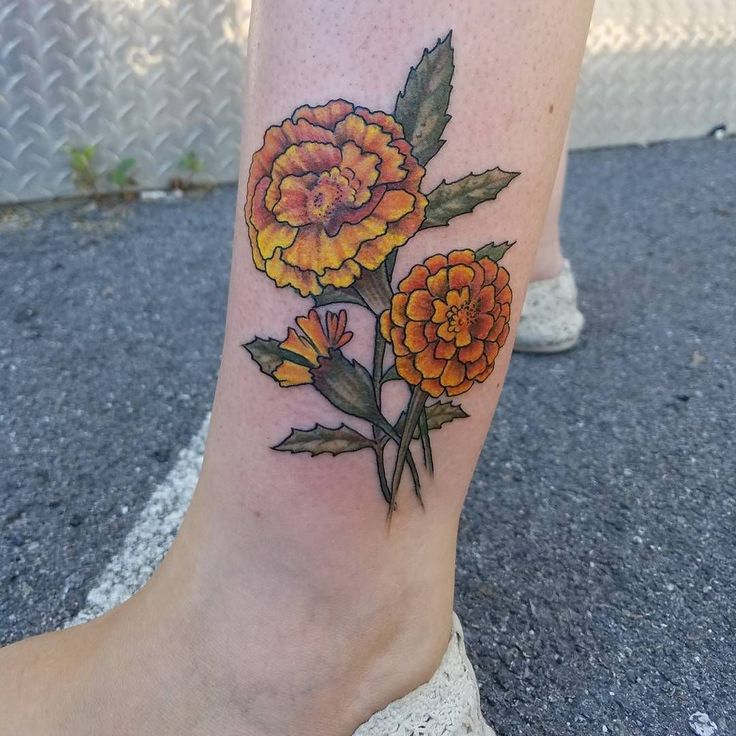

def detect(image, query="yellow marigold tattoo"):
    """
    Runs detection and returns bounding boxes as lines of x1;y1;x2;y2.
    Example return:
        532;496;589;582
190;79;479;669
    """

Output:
245;99;427;296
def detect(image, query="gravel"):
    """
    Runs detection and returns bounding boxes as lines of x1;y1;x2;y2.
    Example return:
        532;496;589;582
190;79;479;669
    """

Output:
1;137;734;735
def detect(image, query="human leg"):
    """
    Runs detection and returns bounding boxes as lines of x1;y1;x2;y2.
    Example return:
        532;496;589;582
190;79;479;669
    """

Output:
0;2;593;734
532;141;568;282
515;135;586;354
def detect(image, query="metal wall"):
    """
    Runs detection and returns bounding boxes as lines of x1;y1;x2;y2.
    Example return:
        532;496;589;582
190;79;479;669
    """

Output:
572;0;736;148
1;0;734;203
0;0;249;203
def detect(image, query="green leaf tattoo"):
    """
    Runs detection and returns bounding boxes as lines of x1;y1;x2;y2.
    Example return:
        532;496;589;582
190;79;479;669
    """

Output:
475;241;516;262
273;424;375;456
421;169;520;230
312;285;365;308
423;400;470;432
394;31;454;167
243;337;310;378
396;400;470;438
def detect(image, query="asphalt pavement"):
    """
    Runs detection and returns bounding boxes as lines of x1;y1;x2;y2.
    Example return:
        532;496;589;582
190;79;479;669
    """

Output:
1;137;735;736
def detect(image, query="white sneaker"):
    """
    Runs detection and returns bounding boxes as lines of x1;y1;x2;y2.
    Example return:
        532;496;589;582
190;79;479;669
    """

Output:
515;259;584;353
353;613;495;735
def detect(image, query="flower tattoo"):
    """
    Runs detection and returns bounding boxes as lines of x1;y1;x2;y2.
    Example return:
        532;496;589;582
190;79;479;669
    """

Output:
245;99;427;296
244;32;520;515
380;250;512;398
273;309;353;387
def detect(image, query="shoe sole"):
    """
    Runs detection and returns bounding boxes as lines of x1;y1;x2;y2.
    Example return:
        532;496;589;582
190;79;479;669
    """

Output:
513;333;581;354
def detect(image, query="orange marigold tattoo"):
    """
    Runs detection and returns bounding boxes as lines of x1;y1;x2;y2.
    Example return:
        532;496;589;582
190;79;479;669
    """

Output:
380;250;512;397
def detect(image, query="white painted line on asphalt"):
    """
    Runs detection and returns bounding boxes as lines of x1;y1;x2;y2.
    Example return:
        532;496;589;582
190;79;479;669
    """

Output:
67;414;210;626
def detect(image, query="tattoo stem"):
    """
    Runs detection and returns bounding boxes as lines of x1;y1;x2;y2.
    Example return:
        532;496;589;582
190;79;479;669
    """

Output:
371;314;422;506
372;328;386;402
418;407;434;474
374;444;391;503
371;321;391;503
389;386;427;512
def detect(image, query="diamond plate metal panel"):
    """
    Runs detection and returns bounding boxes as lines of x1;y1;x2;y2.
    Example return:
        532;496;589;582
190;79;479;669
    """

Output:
1;0;734;202
572;0;736;148
0;0;250;202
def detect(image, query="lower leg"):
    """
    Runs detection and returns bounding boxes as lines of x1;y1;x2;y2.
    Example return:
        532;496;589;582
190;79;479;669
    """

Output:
532;140;568;281
516;135;585;354
0;2;592;734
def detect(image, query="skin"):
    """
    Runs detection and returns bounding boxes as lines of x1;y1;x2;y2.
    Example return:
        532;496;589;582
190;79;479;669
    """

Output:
0;2;593;735
534;141;569;281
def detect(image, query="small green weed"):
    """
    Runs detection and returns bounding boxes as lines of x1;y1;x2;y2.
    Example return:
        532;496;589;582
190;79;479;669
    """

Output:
170;151;209;191
67;145;99;192
108;157;138;194
179;151;204;176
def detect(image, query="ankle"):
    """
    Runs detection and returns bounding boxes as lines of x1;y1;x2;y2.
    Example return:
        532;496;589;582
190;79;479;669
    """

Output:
532;223;565;282
130;530;455;734
531;250;564;281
